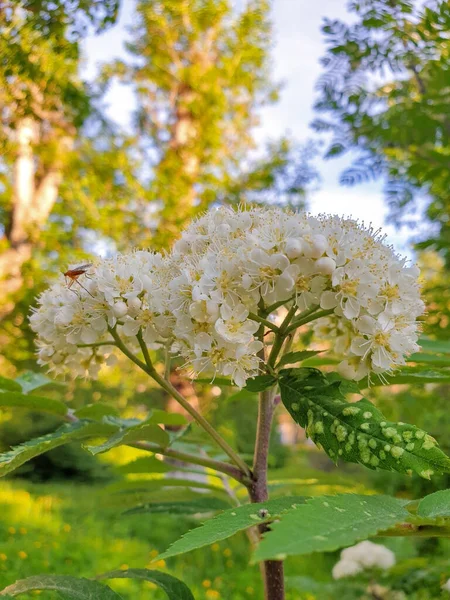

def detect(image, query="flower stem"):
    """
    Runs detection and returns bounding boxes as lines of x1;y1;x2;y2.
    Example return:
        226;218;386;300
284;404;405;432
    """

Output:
148;362;252;479
108;326;252;480
267;303;298;369
248;313;280;332
285;308;334;335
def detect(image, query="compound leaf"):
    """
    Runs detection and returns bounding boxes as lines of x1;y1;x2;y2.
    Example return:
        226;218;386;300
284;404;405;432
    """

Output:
279;368;450;479
159;496;305;560
0;421;117;477
254;494;409;561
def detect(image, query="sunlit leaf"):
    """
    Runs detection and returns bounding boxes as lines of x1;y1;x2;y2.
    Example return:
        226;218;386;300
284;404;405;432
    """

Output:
194;377;234;387
0;575;123;599
0;421;117;477
417;490;450;519
0;391;67;416
106;478;225;495
0;377;22;392
148;409;187;426
418;338;450;355
254;494;409;561
15;372;56;393
74;404;120;420
280;368;450;479
370;369;450;386
159;496;305;560
99;569;194;600
407;353;450;367
116;456;172;474
123;497;231;516
86;421;169;455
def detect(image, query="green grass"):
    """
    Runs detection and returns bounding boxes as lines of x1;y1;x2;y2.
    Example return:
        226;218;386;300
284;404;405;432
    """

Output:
0;478;338;600
1;449;444;599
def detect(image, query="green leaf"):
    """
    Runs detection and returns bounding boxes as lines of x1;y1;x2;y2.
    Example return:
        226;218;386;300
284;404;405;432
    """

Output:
123;498;230;516
148;409;187;426
116;456;172;474
104;488;219;511
371;369;450;386
301;357;340;367
0;421;117;477
159;496;305;560
86;421;169;455
106;478;225;495
417;490;450;519
0;575;123;599
418;338;450;355
407;353;450;367
74;404;120;420
226;389;257;403
254;494;409;561
245;374;277;392
279;368;450;479
277;350;323;368
15;371;56;393
0;376;22;392
99;569;194;600
0;390;68;416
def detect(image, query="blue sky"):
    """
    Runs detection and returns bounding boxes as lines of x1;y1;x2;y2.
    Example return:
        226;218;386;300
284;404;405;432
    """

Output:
82;0;426;257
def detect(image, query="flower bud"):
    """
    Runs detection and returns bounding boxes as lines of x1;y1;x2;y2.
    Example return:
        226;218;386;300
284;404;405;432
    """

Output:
113;301;128;317
285;239;303;259
315;257;336;275
309;234;328;258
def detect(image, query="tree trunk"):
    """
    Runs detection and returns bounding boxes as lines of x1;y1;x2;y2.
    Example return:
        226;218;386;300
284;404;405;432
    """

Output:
0;118;67;319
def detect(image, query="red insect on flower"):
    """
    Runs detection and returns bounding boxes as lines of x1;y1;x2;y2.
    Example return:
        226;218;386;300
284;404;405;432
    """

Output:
63;263;93;293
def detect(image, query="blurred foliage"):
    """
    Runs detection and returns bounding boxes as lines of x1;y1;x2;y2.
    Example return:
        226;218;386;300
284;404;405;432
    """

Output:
313;0;450;265
0;411;112;482
0;0;318;371
103;0;318;247
2;455;450;599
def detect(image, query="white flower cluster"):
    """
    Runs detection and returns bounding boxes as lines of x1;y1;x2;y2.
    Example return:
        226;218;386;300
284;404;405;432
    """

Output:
332;541;396;579
30;206;423;385
30;252;175;378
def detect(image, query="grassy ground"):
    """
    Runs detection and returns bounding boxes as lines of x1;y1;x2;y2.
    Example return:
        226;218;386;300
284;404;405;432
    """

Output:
0;477;339;600
0;451;441;599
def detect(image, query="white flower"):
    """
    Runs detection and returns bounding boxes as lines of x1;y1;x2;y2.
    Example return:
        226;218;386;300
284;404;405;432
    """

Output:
31;206;424;386
189;298;220;323
442;578;450;593
333;541;396;579
215;303;259;344
351;315;418;372
332;559;362;580
243;249;290;298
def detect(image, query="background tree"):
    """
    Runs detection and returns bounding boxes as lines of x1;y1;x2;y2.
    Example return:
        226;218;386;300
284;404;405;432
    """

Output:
312;0;450;264
0;0;130;318
105;0;315;248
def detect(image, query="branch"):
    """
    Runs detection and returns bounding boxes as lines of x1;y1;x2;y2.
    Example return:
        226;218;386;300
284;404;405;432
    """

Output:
285;308;334;335
248;313;280;332
109;326;252;480
132;441;248;484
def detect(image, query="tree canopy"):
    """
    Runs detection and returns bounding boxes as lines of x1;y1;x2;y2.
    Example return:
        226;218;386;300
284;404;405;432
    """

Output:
313;0;450;262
